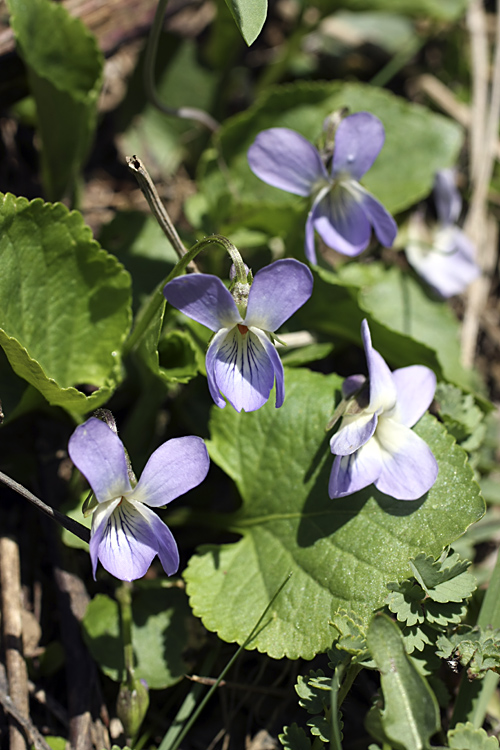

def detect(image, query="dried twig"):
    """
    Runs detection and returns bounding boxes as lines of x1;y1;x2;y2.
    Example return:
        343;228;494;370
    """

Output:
0;664;52;750
0;471;90;544
460;0;500;367
0;536;30;750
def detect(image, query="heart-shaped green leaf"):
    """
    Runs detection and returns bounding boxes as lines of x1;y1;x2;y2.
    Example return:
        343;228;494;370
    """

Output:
0;193;131;412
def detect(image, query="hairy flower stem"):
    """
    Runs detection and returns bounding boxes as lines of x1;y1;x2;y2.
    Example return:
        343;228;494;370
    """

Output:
116;582;135;685
451;548;500;727
122;234;246;356
143;0;219;132
0;471;90;544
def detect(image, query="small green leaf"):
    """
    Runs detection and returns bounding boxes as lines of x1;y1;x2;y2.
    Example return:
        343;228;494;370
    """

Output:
7;0;103;200
367;613;440;750
436;626;500;680
435;383;486;450
224;0;267;45
306;715;331;743
448;722;500;749
331;610;371;660
82;585;191;689
43;738;67;750
296;670;329;714
0;194;131;412
279;724;312;750
386;581;425;626
409;552;476;603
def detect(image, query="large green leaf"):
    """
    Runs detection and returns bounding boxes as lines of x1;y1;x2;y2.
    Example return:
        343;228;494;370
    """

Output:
82;585;191;690
0;194;131;412
367;613;440;750
184;368;484;659
306;263;477;392
197;82;463;241
224;0;268;45
7;0;103;200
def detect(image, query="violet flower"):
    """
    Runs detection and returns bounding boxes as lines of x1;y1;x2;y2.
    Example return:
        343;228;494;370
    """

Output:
68;418;210;581
329;320;438;500
405;169;480;297
247;112;397;264
164;259;313;412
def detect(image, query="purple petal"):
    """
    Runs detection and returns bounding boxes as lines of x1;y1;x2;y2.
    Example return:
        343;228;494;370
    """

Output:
361;320;397;414
245;259;313;331
391;366;436;428
330;413;378;456
211;327;275;412
304;190;327;264
133;436;210;507
406;226;480;298
164;274;241;332
69;418;131;503
434;169;461;225
342;374;366;399
206;329;231;409
136;505;179;576
374;419;438;500
90;498;158;581
253;328;285;408
354;186;398;247
313;187;371;257
248;128;328;197
328;438;382;499
331;112;385;181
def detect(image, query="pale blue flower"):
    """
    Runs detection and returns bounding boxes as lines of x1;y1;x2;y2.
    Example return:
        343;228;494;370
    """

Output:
247;112;397;264
329;320;438;500
406;169;480;297
164;259;313;412
69;418;210;581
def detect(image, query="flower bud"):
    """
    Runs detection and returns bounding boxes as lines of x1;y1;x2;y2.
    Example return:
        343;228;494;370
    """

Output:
116;677;149;739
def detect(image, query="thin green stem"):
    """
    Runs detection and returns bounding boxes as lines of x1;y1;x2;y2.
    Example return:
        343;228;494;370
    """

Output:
144;0;219;132
330;658;349;750
337;662;361;708
451;549;500;727
370;35;424;88
122;234;246;357
159;575;292;750
116;582;135;685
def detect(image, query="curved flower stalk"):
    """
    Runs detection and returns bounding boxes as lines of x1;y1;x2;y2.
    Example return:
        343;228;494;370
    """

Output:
68;418;210;581
247;112;397;264
405;169;480;298
164;259;313;412
329;320;438;501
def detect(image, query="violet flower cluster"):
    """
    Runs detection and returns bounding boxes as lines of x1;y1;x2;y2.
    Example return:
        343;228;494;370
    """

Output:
247;112;397;264
164;259;313;413
69;418;210;581
405;169;480;297
329;320;438;500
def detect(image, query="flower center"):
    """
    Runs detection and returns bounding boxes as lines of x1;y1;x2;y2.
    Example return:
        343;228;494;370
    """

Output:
237;324;248;336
